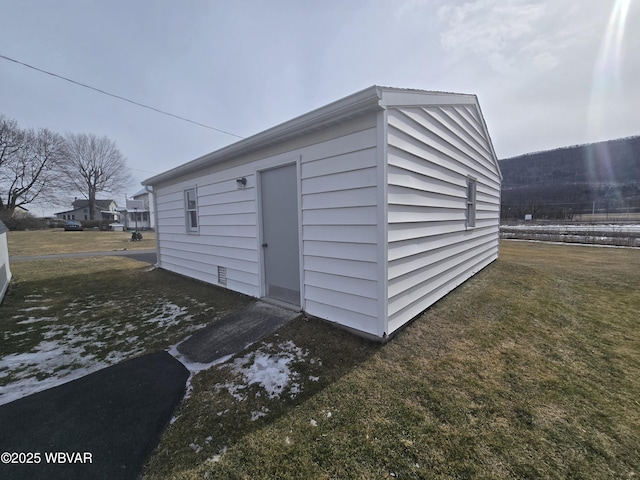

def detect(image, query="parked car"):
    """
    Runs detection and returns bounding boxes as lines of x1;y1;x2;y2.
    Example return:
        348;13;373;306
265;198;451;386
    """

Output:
64;220;83;231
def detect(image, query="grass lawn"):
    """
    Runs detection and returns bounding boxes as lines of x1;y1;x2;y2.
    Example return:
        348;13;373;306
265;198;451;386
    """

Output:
143;241;640;479
0;257;249;405
2;239;639;478
7;228;156;256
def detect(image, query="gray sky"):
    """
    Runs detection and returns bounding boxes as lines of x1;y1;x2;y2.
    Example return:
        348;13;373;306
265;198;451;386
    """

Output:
1;0;638;212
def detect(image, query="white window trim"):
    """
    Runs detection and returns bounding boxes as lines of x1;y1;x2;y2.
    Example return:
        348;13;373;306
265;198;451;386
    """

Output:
466;176;477;229
184;187;199;233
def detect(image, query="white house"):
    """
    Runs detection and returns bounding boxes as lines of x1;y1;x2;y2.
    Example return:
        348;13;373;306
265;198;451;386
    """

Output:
118;189;155;230
142;86;502;339
55;199;119;222
0;219;11;304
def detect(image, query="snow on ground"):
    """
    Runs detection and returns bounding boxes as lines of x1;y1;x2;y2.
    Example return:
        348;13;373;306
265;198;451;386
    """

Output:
503;224;640;233
0;297;210;406
215;340;312;404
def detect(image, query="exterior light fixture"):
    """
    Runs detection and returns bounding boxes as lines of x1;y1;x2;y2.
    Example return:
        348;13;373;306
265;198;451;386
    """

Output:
236;177;247;188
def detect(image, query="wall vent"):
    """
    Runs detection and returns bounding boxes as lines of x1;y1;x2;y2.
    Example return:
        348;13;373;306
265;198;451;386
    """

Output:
217;266;227;286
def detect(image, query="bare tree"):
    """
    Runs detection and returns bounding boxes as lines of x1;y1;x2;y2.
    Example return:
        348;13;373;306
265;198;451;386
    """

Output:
62;133;133;219
0;115;66;211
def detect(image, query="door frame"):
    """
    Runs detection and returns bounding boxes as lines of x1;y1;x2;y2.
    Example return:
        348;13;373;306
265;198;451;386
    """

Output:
256;158;304;309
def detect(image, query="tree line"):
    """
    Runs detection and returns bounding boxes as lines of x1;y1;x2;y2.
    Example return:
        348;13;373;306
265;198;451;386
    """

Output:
499;135;640;220
0;114;132;221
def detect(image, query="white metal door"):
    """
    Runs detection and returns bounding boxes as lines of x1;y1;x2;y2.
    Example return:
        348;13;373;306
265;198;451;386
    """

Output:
260;163;300;306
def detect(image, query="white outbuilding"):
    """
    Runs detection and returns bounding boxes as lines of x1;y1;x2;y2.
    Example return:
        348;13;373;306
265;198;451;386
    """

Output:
142;86;502;339
0;219;11;304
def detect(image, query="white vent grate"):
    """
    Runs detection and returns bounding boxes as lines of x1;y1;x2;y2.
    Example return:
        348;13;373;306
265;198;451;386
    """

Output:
217;266;227;286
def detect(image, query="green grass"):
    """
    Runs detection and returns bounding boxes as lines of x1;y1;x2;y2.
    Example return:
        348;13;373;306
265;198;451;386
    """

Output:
7;229;156;256
142;241;640;479
3;239;639;478
0;257;249;402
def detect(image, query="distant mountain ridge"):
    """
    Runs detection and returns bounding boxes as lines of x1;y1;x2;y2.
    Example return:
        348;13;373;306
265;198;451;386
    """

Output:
498;135;640;219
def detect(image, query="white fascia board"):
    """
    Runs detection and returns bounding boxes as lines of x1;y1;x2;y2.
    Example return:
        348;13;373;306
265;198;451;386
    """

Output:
378;88;477;108
142;86;384;186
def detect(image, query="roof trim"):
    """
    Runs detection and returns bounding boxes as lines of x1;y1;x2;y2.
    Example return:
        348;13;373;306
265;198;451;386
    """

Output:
142;85;484;186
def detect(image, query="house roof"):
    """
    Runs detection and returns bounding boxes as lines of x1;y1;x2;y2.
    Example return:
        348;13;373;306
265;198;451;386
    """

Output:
143;85;499;187
72;199;116;210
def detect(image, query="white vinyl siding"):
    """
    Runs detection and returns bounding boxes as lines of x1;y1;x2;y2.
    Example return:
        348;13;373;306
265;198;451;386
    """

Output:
148;87;501;339
386;105;500;333
0;230;11;303
153;116;379;308
300;124;381;336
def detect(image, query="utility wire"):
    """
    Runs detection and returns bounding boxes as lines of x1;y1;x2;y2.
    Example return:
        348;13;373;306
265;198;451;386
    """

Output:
0;53;245;139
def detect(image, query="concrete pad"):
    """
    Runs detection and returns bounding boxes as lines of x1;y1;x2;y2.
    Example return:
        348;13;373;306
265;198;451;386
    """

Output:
0;351;189;480
177;301;301;364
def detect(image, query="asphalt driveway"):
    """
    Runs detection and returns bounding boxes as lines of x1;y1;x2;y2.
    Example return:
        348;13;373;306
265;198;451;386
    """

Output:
0;351;188;480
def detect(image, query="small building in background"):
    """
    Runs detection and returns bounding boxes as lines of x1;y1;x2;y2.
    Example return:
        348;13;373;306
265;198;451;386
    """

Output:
142;86;502;339
55;199;119;222
0;219;12;304
117;189;154;230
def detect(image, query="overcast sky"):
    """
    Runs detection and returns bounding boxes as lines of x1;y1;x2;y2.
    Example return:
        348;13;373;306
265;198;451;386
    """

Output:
1;0;638;212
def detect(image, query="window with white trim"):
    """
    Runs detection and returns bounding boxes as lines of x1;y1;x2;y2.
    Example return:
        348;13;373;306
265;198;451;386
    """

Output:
185;188;199;232
466;177;477;228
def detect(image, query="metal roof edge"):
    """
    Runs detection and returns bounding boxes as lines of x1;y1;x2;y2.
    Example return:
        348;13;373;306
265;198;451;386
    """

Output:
142;85;384;186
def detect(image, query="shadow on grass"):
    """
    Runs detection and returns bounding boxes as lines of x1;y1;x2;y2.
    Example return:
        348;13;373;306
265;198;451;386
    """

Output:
144;315;381;478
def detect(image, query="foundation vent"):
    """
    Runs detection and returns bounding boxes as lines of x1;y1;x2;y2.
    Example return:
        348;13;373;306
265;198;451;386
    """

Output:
217;266;227;286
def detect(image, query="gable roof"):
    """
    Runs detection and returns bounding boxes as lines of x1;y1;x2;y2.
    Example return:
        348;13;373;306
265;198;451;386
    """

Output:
143;85;499;186
72;199;116;210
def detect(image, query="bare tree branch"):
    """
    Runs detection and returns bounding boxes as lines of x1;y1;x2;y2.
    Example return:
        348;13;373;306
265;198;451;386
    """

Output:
62;133;133;219
0;115;66;211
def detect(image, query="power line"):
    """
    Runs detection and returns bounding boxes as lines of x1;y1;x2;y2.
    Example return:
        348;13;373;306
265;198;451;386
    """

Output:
0;53;244;139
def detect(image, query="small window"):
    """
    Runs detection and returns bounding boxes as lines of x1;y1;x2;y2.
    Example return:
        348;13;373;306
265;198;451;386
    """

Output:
185;188;198;232
466;177;477;228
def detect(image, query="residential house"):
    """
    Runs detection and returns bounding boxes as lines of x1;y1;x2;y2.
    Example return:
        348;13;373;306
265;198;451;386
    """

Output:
55;199;119;222
117;189;155;230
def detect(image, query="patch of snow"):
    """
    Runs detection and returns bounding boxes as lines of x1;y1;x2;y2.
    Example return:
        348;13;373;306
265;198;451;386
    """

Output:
17;316;56;325
1;297;204;406
251;406;269;421
215;340;310;402
21;306;50;312
167;342;234;400
309;375;320;382
189;442;203;454
206;446;227;463
310;419;318;427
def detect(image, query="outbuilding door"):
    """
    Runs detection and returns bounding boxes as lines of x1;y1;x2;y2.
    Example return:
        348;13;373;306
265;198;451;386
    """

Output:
260;163;300;306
